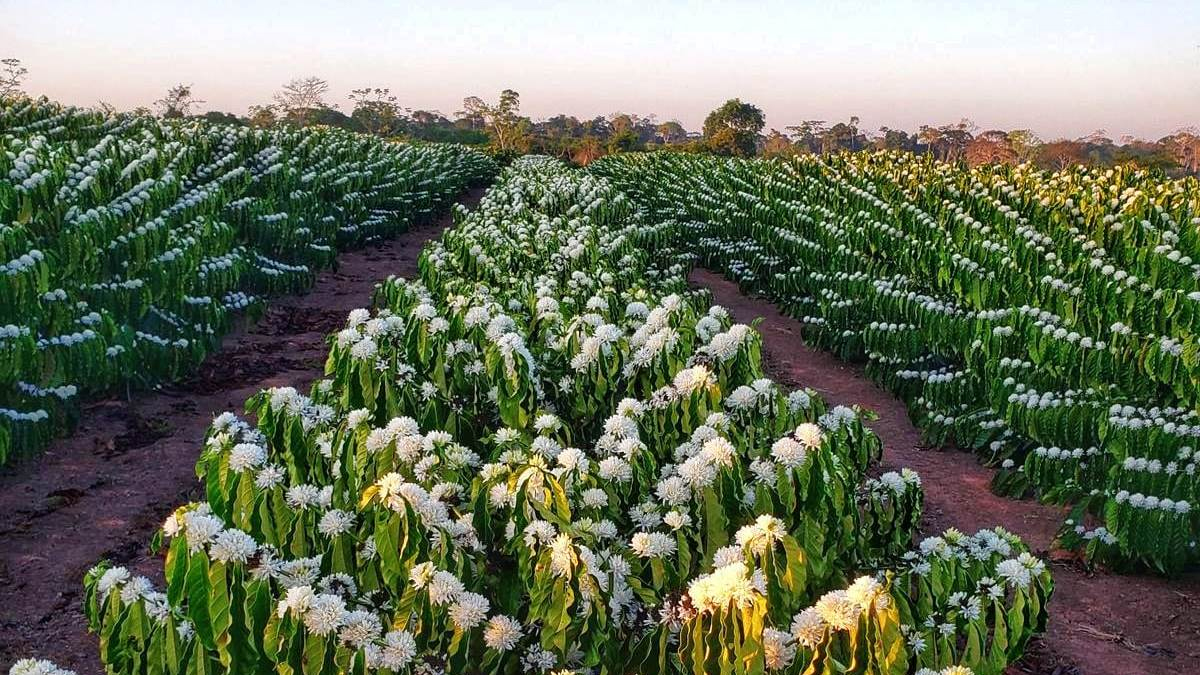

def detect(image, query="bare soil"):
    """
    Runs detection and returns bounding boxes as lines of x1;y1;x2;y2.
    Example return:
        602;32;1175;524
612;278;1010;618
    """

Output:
0;188;484;673
691;268;1200;675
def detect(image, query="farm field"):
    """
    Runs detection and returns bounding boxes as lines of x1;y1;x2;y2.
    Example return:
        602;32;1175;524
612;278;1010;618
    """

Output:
594;151;1200;574
0;183;487;673
693;269;1200;675
2;106;1199;675
0;99;495;467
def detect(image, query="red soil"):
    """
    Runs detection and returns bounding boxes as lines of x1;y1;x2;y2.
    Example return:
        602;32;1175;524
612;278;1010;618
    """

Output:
0;188;484;673
691;268;1200;675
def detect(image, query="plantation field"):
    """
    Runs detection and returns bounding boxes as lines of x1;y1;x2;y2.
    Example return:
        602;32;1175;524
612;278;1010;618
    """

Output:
2;110;1199;675
0;184;488;672
0;98;494;466
595;152;1200;575
691;269;1200;675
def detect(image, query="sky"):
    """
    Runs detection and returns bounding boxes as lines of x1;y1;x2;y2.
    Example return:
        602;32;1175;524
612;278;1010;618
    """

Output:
3;0;1198;140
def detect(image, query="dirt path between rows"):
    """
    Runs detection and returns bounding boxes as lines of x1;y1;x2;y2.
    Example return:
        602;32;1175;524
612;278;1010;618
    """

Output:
691;268;1200;675
0;187;485;673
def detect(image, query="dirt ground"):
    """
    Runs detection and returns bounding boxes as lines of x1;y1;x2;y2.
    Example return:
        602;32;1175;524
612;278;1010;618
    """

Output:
0;188;484;673
690;268;1200;675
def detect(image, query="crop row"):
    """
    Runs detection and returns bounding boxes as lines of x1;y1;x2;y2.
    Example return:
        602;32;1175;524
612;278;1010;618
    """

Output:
0;99;495;466
9;158;1051;675
592;151;1200;574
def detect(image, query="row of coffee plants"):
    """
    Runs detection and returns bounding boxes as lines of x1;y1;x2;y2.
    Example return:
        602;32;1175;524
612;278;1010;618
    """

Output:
24;158;1050;674
591;151;1200;574
0;97;495;466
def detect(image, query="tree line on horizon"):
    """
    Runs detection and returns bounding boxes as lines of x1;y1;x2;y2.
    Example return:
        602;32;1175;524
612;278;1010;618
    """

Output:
3;60;1197;175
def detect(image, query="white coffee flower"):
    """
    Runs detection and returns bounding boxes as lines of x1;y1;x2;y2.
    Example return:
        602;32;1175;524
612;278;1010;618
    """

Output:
484;614;523;651
209;529;257;564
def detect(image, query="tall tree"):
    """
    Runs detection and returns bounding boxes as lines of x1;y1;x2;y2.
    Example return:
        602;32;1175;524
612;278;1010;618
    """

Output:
1038;140;1089;171
656;121;688;145
786;121;828;154
409;110;449;127
919;120;974;161
154;84;204;118
454;103;486;130
530;115;585;159
940;120;975;161
582;116;613;139
610;113;635;135
820;118;866;153
917;125;942;156
571;137;605;166
702;98;764;157
607;128;640;154
247;104;278;128
0;58;29;99
845;115;861;151
1163;129;1200;174
875;127;913;152
965;130;1018;166
1006;129;1042;163
540;115;584;139
349;87;403;136
1079;129;1113;146
273;76;332;126
461;89;527;152
200;111;243;126
762;129;796;157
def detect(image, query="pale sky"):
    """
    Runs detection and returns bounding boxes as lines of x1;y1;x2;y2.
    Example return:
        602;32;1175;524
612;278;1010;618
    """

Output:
4;0;1198;140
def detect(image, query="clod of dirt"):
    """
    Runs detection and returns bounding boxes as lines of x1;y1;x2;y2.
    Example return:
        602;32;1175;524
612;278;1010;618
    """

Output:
105;414;173;457
42;488;85;510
